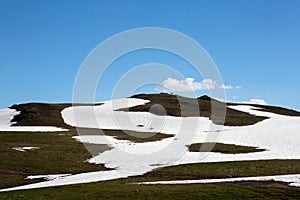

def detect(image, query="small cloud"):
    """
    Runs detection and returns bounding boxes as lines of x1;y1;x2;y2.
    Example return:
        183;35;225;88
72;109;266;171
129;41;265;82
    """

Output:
219;84;233;89
236;86;242;89
241;99;267;105
156;77;235;92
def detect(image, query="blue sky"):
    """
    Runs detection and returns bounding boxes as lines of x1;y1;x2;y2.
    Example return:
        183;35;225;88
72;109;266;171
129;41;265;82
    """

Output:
0;0;300;110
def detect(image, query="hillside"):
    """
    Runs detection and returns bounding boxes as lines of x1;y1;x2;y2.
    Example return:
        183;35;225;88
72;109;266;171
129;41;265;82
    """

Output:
0;93;300;199
8;93;300;128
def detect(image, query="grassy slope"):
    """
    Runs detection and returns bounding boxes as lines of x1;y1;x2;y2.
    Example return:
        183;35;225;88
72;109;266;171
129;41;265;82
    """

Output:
2;95;300;198
0;130;109;189
1;160;300;199
0;128;173;190
139;160;300;181
0;180;299;200
104;129;172;142
188;143;265;154
10;103;73;129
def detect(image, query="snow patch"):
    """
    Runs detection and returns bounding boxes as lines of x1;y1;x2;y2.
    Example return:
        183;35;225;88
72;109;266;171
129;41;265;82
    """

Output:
27;174;71;181
240;99;267;105
134;174;300;187
0;108;19;127
12;147;39;152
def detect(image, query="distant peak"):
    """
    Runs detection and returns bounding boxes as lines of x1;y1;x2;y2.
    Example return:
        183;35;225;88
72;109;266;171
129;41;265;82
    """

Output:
198;95;211;101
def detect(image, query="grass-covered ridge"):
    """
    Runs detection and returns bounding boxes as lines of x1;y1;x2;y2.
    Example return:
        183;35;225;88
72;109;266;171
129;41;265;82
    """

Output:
188;143;265;154
9;103;103;129
10;103;73;129
124;93;268;126
9;94;300;129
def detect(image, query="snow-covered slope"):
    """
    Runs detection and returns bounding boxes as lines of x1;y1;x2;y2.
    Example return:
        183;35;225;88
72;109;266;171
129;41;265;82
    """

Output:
177;105;300;165
1;97;300;191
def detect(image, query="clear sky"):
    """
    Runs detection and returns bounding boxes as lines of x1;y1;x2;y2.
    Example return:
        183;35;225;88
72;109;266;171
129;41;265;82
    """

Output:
0;0;300;110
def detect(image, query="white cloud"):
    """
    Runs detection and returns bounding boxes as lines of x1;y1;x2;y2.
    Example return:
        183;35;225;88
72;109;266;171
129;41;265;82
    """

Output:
241;99;267;105
236;86;242;89
200;79;218;90
219;84;233;89
156;77;235;92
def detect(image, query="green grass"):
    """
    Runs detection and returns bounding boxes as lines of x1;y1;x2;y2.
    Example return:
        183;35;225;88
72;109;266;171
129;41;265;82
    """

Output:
188;143;265;154
102;129;172;143
139;160;300;181
0;130;108;189
0;178;299;199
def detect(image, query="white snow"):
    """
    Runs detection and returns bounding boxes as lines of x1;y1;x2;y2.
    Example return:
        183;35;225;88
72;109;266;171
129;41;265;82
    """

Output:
12;147;40;152
1;126;68;132
27;174;71;181
0;108;18;126
176;105;300;165
1;99;300;192
61;98;186;133
73;135;130;145
240;99;267;105
134;174;300;187
0;108;68;132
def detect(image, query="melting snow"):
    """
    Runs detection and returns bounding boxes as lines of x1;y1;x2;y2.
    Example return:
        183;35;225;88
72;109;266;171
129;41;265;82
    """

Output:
27;174;71;181
133;174;300;187
0;108;68;132
1;99;300;191
12;147;40;152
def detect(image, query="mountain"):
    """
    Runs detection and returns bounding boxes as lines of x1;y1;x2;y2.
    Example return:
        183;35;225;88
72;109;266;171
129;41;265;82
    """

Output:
7;93;300;128
1;93;300;197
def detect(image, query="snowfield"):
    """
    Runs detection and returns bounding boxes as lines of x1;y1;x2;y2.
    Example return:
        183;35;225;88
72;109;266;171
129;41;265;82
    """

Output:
176;105;300;165
1;98;300;191
0;108;68;132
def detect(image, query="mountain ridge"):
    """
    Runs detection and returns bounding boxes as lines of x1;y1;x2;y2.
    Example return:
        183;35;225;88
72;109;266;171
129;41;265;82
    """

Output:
7;93;300;128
